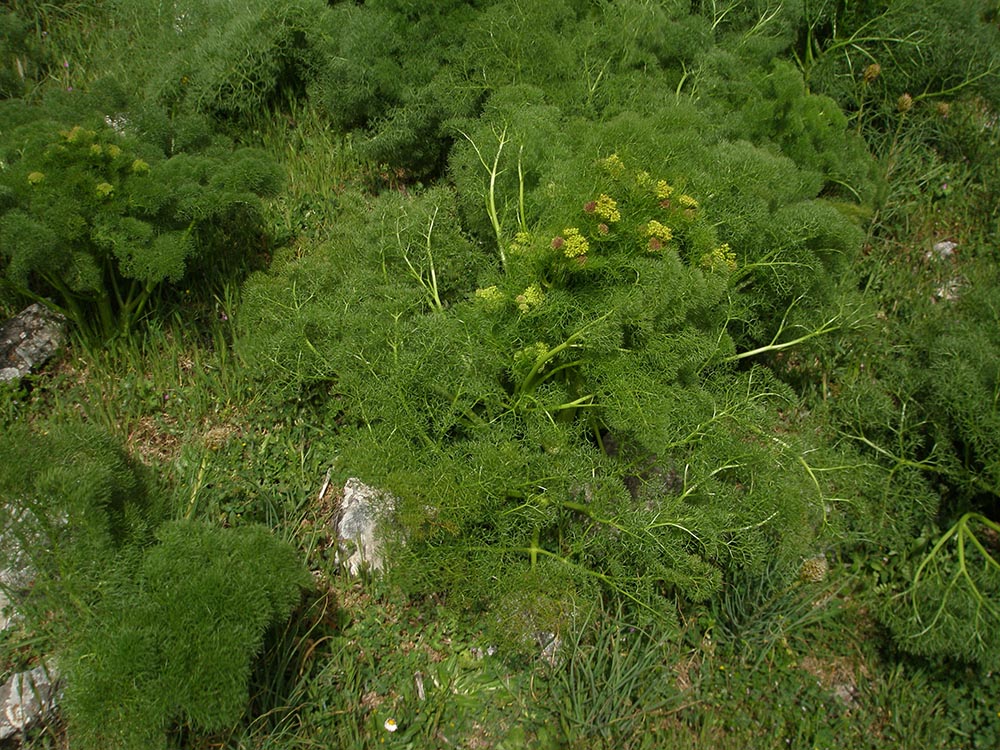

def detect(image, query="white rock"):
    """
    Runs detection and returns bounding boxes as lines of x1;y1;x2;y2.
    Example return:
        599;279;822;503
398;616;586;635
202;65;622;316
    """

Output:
928;239;958;260
0;664;59;741
334;478;396;576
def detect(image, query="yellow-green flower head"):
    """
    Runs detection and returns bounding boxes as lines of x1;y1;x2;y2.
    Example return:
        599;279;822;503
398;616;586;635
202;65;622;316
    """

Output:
475;285;504;305
644;220;673;243
508;231;533;256
654;180;674;200
90;143;103;157
27;171;45;185
592;194;621;223
95;182;114;198
131;159;150;175
635;171;653;189
559;227;589;258
678;194;699;209
598;153;626;179
700;243;737;272
516;284;544;312
644;220;672;252
106;144;122;159
62;125;94;144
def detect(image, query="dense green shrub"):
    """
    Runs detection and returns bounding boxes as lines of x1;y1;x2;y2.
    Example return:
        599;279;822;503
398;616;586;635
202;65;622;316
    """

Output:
0;95;281;338
63;520;310;749
0;423;311;747
812;248;1000;667
0;422;160;620
239;117;859;637
807;0;1000;115
144;0;328;120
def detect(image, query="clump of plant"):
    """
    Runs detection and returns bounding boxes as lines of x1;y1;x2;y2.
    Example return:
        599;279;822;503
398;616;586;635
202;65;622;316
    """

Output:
63;520;310;749
0;422;311;746
144;0;328;121
877;263;1000;668
240;118;858;644
0;8;54;99
810;235;1000;666
0;100;281;338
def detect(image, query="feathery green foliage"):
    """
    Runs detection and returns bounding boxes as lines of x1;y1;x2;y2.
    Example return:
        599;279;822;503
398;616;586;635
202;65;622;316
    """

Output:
0;423;310;747
63;520;310;749
240;121;855;636
0;94;281;338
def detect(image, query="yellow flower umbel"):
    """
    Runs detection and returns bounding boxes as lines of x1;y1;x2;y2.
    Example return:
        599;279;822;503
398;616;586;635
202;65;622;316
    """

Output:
508;230;533;256
95;182;114;198
514;342;549;371
516;284;544;312
654;180;674;201
677;194;699;209
592;193;620;223
27;171;45;185
475;285;504;307
61;125;95;143
598;153;626;179
131;159;150;175
700;243;737;273
643;220;673;251
554;227;589;258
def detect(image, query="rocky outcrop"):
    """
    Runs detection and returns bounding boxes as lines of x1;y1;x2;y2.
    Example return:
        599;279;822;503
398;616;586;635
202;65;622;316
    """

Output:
0;664;59;741
334;478;397;576
0;303;66;382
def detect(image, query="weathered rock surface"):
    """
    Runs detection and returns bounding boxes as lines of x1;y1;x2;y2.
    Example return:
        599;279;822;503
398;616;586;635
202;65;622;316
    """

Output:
334;478;397;576
0;303;66;382
0;507;42;634
0;664;59;741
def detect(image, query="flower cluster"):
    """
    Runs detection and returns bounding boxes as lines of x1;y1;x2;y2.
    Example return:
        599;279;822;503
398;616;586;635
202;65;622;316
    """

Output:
699;243;737;273
513;341;549;372
654;180;674;201
643;220;673;251
516;284;544;312
61;125;94;143
475;285;504;306
553;227;589;258
508;230;533;256
585;193;621;223
597;153;626;179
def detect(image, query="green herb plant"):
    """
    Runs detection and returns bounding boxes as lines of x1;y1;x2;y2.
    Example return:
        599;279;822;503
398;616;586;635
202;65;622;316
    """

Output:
0;422;310;748
0;102;280;339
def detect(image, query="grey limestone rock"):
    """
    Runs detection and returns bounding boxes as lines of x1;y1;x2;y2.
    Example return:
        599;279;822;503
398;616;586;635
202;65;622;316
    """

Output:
0;303;66;382
334;478;397;576
0;664;59;741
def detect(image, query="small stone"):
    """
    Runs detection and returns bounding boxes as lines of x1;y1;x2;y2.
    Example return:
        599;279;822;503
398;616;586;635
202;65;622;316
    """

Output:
930;240;958;260
0;304;66;382
333;478;397;576
0;664;59;741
